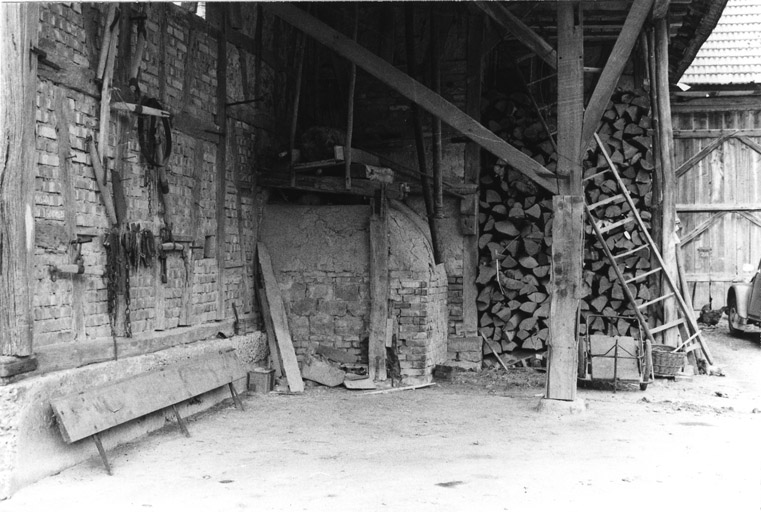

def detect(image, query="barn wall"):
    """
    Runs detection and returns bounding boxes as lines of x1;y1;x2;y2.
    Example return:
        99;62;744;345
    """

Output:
672;100;761;309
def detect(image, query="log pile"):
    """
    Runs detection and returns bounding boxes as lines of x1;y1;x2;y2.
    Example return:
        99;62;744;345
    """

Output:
477;89;656;361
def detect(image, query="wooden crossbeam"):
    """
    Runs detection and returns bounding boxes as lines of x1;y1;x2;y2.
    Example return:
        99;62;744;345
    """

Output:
675;131;737;177
264;3;558;194
580;0;655;151
679;212;727;247
474;2;557;69
738;135;761;156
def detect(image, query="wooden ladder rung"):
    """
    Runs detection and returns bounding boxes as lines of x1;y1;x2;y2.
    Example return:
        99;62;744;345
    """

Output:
588;193;625;211
625;267;662;284
598;216;634;234
638;293;675;309
613;245;649;260
650;318;685;335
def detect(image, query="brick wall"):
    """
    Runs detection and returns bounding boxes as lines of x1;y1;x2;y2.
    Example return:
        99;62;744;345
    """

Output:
30;3;286;372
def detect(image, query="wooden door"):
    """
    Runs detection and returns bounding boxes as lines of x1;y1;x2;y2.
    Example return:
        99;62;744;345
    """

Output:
673;107;761;310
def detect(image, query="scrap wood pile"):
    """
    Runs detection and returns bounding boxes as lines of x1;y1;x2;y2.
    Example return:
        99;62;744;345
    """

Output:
477;88;657;365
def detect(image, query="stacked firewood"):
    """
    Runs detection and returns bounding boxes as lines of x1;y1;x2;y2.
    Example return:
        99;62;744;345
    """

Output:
477;89;655;359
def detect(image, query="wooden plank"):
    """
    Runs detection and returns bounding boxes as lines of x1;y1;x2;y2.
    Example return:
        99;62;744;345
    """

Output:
215;5;228;321
257;243;304;393
258;174;404;200
0;3;38;358
546;196;584;401
55;88;85;342
738;135;761;156
675;131;736;177
580;0;655;151
256;286;282;378
34;321;235;374
673;129;761;138
474;2;557;69
368;215;389;381
50;351;246;444
230;123;251;315
679;212;727;247
556;3;584;195
264;3;558;194
671;97;761;114
677;203;761;212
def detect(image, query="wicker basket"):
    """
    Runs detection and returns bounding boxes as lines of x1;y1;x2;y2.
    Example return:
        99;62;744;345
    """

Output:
651;344;684;377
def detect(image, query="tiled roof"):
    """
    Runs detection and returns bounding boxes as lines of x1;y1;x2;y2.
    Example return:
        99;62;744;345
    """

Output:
681;0;761;84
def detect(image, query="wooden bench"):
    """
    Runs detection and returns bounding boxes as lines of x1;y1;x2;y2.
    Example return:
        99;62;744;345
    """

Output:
50;351;246;475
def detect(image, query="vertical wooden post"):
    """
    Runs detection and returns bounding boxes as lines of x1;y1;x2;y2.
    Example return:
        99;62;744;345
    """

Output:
0;3;38;360
55;89;86;341
654;18;678;347
215;5;228;321
462;11;483;337
546;196;584;401
230;122;251;315
546;6;584;401
556;3;584;195
368;208;389;381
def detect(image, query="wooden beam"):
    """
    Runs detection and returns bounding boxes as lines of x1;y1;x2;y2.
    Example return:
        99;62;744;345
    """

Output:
677;203;761;212
368;214;389;381
673;129;761;139
230;123;251;315
0;3;38;359
678;212;727;247
654;18;678;347
546;196;584;401
474;2;557;69
738;135;761;156
675;131;737;177
55;89;86;342
264;3;558;194
257;243;304;393
215;5;228;321
556;3;584;195
580;0;655;151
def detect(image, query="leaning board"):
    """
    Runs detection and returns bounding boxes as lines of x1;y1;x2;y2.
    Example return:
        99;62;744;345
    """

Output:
50;351;246;444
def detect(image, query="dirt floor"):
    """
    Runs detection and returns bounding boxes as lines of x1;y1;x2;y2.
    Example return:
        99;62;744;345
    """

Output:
2;319;761;512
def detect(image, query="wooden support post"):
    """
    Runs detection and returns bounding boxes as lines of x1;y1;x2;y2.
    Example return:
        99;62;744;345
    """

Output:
229;123;251;315
556;3;584;195
0;3;39;361
257;286;283;378
344;7;358;191
228;382;245;411
580;0;655;151
462;10;483;337
55;89;86;341
264;3;558;194
215;5;228;321
546;196;584;401
92;433;112;475
289;32;306;186
654;18;678;347
368;210;389;381
430;7;444;220
170;404;191;438
405;5;441;265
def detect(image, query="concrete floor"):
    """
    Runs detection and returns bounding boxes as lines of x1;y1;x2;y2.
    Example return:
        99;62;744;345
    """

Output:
2;320;760;512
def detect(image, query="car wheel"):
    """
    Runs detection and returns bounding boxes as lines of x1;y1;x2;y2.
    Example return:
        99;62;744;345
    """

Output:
727;296;743;336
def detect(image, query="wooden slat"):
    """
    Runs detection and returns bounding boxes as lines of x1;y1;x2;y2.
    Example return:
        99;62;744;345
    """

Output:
256;286;283;379
50;351;246;444
264;3;558;194
673;129;761;138
580;0;655;151
257;243;304;393
679;212;727;247
737;135;761;156
677;203;761;212
675;131;737;177
546;196;584;401
474;2;557;69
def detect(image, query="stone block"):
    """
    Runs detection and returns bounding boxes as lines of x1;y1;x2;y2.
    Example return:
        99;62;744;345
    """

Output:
307;283;334;300
335;283;360;302
301;356;345;387
310;312;334;336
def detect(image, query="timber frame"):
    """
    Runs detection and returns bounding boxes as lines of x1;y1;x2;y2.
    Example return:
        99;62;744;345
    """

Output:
1;2;725;394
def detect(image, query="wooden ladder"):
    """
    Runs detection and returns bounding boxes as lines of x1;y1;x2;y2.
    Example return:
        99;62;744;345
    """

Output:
583;133;714;365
